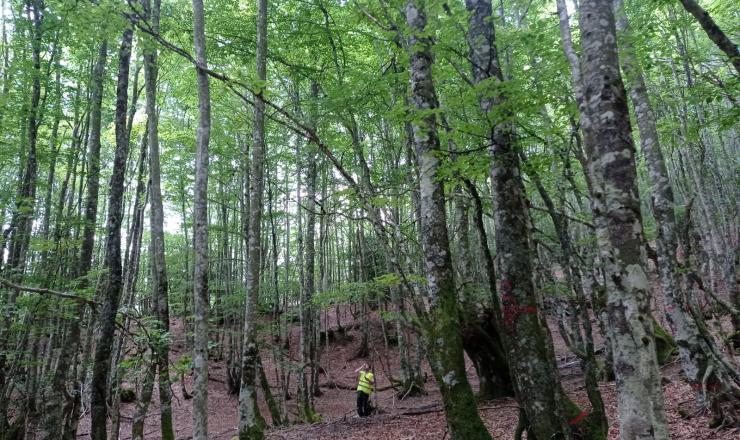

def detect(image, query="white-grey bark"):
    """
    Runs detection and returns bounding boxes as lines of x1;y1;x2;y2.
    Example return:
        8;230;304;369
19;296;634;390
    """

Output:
579;0;669;438
405;1;492;439
613;0;710;391
238;0;268;437
191;0;211;437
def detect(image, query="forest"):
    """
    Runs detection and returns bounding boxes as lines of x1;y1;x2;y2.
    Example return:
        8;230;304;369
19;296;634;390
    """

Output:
0;0;738;439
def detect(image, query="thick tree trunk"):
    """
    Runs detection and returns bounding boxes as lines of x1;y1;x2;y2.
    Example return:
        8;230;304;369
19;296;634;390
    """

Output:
238;0;268;438
466;1;583;438
90;27;133;440
556;0;621;385
579;1;669;438
191;0;211;436
460;308;514;400
462;180;517;397
634;4;739;423
405;2;491;439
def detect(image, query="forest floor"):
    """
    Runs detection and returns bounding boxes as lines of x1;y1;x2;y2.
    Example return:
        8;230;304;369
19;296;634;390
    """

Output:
79;303;740;440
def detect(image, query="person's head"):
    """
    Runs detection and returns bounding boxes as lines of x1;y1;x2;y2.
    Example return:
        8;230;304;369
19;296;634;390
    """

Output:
364;362;373;371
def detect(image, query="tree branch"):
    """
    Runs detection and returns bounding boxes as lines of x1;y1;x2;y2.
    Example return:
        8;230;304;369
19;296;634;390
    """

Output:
0;277;99;307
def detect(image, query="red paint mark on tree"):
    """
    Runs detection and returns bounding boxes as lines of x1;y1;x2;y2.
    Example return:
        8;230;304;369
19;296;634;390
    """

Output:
690;381;722;392
500;279;537;332
569;410;589;426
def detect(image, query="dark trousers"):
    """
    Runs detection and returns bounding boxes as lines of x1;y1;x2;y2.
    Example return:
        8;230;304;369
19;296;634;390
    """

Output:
357;391;371;417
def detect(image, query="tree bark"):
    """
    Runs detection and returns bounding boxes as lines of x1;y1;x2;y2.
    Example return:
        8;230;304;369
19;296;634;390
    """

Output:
524;153;608;437
4;0;42;278
579;0;669;438
405;2;491;439
78;40;108;277
614;0;716;397
131;357;156;440
38;50;63;271
466;1;583;438
238;0;268;438
141;0;175;437
111;129;149;440
0;0;43;424
298;80;320;422
90;26;133;440
191;0;212;436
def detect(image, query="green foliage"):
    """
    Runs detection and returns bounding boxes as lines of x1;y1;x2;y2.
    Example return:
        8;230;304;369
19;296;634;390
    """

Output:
314;273;423;309
0;0;736;433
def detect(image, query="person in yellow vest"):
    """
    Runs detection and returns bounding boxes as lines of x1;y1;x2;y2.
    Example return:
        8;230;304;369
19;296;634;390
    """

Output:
354;362;375;417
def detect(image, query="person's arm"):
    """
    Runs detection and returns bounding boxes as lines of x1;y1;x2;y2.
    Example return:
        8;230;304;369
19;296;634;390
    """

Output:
354;363;367;373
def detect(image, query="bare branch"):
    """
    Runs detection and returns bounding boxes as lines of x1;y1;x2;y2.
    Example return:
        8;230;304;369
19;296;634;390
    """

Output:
0;277;99;307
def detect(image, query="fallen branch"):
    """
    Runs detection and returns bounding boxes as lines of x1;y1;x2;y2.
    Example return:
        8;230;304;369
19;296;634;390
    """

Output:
319;380;355;390
399;403;520;416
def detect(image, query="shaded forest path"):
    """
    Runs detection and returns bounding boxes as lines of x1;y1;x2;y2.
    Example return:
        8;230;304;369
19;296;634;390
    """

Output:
81;306;738;440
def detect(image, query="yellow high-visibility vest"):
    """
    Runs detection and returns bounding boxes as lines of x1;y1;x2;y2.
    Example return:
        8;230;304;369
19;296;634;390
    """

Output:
357;371;374;394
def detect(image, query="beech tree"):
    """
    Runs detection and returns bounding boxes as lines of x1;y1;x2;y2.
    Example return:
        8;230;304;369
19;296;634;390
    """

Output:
90;24;133;440
238;0;268;437
579;0;668;437
191;0;211;436
0;0;736;438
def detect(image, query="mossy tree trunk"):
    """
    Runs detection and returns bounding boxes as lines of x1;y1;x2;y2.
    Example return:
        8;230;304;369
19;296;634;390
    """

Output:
460;309;514;400
405;2;492;439
238;0;268;437
466;1;583;438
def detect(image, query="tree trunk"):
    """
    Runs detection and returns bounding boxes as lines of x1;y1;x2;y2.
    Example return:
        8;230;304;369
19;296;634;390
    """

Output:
579;0;669;438
613;0;721;403
0;0;42;428
90;27;133;440
141;0;175;437
460;308;514;400
131;357;156;440
4;0;42;279
38;52;63;271
191;0;212;436
298;80;320;421
466;1;582;438
111;130;149;440
238;0;268;437
405;2;491;439
524;153;608;436
78;40;108;277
